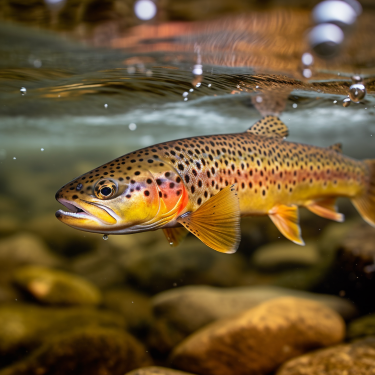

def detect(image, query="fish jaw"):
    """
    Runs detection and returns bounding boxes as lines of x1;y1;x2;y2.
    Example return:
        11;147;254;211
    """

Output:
55;198;118;232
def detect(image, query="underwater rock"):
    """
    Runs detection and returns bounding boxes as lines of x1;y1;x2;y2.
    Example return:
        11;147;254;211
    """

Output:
125;367;196;375
148;285;356;355
347;314;375;341
0;303;127;368
0;327;152;375
251;241;320;270
0;216;19;237
276;337;375;375
170;297;345;375
102;288;153;335
0;233;63;268
321;222;375;312
124;237;246;293
13;265;101;306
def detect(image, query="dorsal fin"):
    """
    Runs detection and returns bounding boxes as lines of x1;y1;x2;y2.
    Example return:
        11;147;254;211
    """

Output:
247;115;289;138
328;143;343;153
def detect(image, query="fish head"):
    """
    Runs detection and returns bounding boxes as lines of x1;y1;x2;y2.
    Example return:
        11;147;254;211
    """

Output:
55;155;187;234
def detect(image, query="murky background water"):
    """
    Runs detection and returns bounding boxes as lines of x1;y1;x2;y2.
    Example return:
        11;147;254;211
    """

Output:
1;1;375;374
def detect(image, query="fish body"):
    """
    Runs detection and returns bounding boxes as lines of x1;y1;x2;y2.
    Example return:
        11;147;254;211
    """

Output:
55;116;375;253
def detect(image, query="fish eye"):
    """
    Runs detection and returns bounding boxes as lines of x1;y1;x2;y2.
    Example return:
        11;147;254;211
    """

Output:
94;180;117;200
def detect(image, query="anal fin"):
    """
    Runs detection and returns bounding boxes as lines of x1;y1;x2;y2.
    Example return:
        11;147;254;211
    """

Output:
176;185;241;253
163;227;189;247
269;204;304;245
306;198;344;222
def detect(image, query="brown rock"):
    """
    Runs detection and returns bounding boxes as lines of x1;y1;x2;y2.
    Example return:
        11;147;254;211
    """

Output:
170;297;345;375
251;241;320;270
126;366;196;375
148;285;356;355
0;233;63;268
0;303;127;367
347;314;375;341
13;265;101;306
0;327;152;375
277;337;375;375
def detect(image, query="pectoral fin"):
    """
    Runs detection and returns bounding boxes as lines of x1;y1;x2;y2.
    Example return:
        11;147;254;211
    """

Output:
269;204;304;245
163;227;189;247
176;185;241;253
306;198;344;222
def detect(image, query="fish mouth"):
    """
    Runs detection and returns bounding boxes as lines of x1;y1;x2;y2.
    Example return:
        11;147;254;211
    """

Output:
55;198;117;225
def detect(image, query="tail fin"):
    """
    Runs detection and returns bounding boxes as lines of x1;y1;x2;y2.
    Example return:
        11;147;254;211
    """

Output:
352;159;375;227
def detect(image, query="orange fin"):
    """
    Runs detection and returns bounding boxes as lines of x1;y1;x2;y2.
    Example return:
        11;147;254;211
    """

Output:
247;115;289;138
269;204;304;245
176;185;241;253
328;143;343;153
352;159;375;227
306;198;344;222
163;227;189;247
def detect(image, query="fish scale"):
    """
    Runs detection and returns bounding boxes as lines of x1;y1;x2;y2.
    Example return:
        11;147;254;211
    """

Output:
55;115;375;253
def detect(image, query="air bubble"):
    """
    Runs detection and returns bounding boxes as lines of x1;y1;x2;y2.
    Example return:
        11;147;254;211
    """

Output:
103;235;109;240
169;242;174;246
192;64;202;76
127;66;136;74
182;92;188;97
104;104;108;108
189;89;194;92
208;84;212;88
134;0;157;20
20;87;26;95
41;148;44;151
129;123;137;131
301;52;314;66
256;96;263;103
349;83;366;103
184;98;188;101
13;157;16;160
292;103;298;108
302;68;312;79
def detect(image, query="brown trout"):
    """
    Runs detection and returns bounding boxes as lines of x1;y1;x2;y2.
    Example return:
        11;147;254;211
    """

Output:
55;115;375;253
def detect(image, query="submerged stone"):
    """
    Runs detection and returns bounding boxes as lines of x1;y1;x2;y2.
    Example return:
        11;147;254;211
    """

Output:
277;337;375;375
170;297;345;375
126;367;197;375
251;241;320;270
347;314;375;340
148;285;356;355
0;233;63;268
0;303;127;366
13;265;101;306
0;327;152;375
